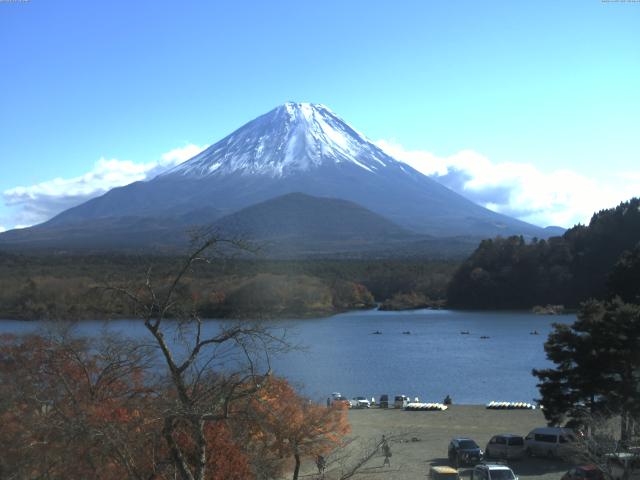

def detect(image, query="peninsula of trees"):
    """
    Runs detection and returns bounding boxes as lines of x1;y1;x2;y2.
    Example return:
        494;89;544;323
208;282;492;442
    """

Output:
447;198;640;309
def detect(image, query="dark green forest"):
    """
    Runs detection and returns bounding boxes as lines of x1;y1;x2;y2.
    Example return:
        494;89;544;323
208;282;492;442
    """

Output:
3;198;640;319
447;198;640;309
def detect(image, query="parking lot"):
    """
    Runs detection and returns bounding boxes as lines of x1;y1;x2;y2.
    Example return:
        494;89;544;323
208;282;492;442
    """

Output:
299;405;573;479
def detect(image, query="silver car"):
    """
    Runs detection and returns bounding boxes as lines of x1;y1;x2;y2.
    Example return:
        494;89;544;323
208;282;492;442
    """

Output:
350;396;371;408
524;427;577;457
471;464;518;480
485;434;525;460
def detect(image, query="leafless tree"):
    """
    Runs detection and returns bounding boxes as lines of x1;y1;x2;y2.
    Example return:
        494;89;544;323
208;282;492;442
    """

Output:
107;231;289;480
569;409;640;480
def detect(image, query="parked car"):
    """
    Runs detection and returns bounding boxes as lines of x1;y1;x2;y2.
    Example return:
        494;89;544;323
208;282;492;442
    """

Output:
471;463;518;480
430;465;461;480
331;396;351;408
448;437;483;467
350;396;371;409
525;427;577;457
394;395;409;409
379;394;389;408
485;434;525;460
561;465;605;480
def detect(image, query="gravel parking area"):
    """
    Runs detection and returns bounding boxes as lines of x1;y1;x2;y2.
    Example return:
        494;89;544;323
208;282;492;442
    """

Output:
298;405;572;480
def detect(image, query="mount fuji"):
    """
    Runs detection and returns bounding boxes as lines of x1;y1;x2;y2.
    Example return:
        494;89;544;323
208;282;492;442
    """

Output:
0;103;552;255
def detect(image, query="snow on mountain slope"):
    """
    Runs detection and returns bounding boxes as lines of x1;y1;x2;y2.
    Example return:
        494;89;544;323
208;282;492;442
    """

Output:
33;102;550;240
162;102;397;178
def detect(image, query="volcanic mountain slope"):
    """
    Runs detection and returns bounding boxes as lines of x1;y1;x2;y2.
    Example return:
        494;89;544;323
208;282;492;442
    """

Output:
41;103;547;238
216;192;411;240
0;103;554;254
0;192;482;257
212;192;417;255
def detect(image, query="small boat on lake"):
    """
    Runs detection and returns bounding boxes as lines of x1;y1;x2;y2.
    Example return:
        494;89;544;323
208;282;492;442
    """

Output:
480;335;490;339
372;330;382;335
530;330;539;335
460;330;470;335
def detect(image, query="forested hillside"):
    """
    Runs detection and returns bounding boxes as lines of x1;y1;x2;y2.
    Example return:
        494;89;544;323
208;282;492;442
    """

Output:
447;198;640;309
0;253;456;320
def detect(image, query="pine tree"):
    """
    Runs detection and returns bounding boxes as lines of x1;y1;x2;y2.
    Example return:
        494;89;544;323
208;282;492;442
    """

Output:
533;299;640;439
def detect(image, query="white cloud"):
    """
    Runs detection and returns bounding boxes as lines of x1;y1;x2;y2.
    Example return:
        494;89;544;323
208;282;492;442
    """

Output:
376;140;639;228
143;144;209;179
160;144;206;165
2;143;207;229
3;138;637;232
0;226;5;233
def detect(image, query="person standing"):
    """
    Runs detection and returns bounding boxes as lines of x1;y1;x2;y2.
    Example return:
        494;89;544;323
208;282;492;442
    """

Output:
316;455;326;476
382;436;391;467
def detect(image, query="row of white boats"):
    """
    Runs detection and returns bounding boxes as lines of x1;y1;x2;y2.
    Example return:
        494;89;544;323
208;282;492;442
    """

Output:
405;402;449;411
485;401;537;410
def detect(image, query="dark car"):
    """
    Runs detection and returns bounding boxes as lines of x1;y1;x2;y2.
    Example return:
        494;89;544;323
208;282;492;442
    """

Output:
448;437;483;467
561;465;605;480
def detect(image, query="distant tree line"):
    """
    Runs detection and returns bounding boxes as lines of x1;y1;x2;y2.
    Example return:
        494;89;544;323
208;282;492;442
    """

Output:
0;252;457;320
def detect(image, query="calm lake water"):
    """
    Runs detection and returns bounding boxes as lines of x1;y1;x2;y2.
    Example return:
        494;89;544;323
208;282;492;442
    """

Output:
0;309;574;405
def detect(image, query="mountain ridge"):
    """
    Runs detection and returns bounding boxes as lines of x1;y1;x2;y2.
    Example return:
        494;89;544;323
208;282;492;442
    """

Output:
0;193;481;258
1;102;557;254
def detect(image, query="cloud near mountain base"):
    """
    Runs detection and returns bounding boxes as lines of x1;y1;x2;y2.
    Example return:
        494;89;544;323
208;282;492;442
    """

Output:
376;140;639;229
2;144;207;228
2;140;637;231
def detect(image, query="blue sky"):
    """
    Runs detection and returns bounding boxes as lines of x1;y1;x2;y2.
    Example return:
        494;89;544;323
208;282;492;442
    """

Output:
1;0;638;230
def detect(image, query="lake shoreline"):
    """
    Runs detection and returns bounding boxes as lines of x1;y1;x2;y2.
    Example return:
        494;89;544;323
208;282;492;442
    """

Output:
0;304;444;322
0;304;573;323
0;309;573;404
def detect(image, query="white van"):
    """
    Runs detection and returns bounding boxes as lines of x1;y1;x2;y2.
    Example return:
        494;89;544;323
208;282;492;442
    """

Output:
524;427;576;458
394;395;409;409
485;434;526;460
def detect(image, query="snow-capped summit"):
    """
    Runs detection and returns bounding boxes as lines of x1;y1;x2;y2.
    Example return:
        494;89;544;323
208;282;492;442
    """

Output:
163;102;397;178
37;102;550;241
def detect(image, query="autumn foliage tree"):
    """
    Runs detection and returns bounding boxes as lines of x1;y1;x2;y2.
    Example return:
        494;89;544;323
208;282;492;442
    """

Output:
0;333;347;480
244;378;350;479
0;234;352;479
0;332;164;479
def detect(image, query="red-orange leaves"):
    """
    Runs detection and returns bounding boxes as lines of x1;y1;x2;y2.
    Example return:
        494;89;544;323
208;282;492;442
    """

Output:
0;334;161;480
0;335;349;480
247;378;351;477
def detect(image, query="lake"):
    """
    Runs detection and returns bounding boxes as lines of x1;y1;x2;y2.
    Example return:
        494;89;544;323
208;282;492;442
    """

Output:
0;309;573;405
